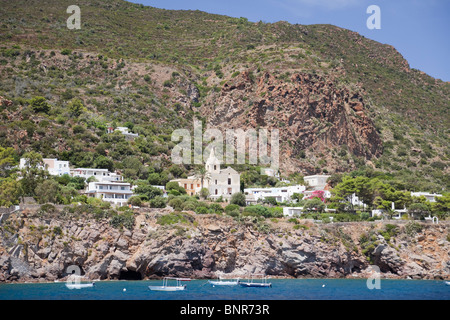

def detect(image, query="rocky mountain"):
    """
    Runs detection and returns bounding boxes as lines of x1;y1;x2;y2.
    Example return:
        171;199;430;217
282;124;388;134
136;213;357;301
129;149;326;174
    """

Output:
0;0;449;190
1;208;449;282
205;70;382;173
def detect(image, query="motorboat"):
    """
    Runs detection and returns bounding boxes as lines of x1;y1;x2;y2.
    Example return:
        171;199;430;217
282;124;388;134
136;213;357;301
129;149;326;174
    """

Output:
148;277;191;291
208;277;240;287
65;282;95;289
239;274;272;288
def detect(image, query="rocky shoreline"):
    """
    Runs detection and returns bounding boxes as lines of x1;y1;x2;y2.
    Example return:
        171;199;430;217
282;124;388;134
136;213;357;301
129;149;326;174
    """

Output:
1;208;449;283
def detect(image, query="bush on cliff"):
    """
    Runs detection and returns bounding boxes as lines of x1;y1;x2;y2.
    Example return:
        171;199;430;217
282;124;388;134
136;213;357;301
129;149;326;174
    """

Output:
242;205;271;218
157;212;191;225
110;209;135;230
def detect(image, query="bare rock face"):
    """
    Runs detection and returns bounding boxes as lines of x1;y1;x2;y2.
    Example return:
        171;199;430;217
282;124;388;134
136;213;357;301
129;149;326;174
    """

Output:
0;211;449;283
202;71;383;174
371;244;404;273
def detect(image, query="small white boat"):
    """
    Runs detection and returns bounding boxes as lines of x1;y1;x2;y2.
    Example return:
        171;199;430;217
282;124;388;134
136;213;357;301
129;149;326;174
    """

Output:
239;274;272;288
445;281;450;286
65;282;95;290
208;278;240;287
148;277;191;291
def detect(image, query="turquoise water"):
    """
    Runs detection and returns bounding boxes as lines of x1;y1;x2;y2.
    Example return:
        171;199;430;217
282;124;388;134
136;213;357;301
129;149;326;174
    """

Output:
0;279;448;300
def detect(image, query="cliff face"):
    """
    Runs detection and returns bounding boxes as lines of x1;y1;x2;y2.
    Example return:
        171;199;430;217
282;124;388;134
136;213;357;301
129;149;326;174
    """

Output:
202;71;383;174
1;209;449;283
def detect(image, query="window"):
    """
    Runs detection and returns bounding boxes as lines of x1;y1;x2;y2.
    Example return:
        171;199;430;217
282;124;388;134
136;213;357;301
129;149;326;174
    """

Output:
184;184;187;189
215;189;218;195
197;184;200;188
214;165;217;170
191;184;194;189
228;178;231;185
215;180;218;185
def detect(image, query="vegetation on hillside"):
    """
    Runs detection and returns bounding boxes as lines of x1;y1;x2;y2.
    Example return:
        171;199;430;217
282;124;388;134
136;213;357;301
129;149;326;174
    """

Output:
0;0;448;205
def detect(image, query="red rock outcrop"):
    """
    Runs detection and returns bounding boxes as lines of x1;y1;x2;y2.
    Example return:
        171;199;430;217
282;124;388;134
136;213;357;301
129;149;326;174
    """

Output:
202;71;383;174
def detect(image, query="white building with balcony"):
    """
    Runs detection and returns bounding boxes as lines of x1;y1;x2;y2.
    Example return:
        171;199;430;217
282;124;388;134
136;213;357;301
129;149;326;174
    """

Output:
19;158;70;176
244;185;306;204
411;192;442;203
85;181;134;207
70;168;123;182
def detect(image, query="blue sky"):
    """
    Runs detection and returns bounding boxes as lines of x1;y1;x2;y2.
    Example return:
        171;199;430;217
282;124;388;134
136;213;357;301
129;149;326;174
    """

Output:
129;0;449;81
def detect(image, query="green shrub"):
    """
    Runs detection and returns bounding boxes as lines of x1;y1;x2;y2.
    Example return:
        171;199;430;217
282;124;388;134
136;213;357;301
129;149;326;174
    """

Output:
150;196;166;208
404;221;423;237
52;226;63;236
360;212;371;220
225;204;240;214
110;210;135;230
243;205;271;218
379;224;398;242
182;201;197;211
166;181;186;194
29;96;50;114
168;198;183;210
39;203;56;214
195;206;209;215
269;207;283;218
72;124;85;134
303;198;325;213
230;192;246;207
156;212;191;225
209;203;223;213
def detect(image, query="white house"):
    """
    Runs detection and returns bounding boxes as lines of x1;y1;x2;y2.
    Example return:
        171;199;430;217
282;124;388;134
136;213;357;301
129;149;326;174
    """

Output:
411;192;442;203
107;126;139;139
260;168;279;178
283;206;336;217
371;202;407;219
85;181;134;207
303;175;331;190
19;158;70;176
70;168;123;182
283;207;304;217
244;185;306;204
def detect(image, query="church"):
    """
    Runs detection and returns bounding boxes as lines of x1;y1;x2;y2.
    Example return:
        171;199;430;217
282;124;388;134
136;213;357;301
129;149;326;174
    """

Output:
170;148;241;200
204;148;241;200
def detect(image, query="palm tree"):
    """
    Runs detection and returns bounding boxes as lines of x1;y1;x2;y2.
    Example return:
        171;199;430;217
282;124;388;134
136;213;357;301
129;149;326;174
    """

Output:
193;166;211;191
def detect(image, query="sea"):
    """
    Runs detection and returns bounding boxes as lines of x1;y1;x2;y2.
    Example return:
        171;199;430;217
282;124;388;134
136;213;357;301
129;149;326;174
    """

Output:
0;279;449;300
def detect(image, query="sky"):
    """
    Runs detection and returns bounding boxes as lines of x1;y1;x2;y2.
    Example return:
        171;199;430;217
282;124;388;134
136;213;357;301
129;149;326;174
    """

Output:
128;0;450;82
